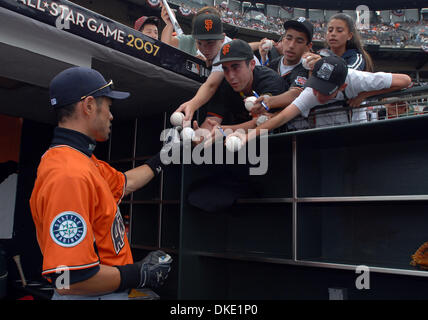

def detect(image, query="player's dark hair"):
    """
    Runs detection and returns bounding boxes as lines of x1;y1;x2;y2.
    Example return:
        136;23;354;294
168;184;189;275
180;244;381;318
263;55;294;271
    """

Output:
55;97;105;123
327;13;374;72
55;102;77;123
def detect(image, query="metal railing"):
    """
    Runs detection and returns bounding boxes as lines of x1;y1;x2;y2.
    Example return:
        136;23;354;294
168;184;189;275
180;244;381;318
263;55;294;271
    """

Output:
287;85;428;131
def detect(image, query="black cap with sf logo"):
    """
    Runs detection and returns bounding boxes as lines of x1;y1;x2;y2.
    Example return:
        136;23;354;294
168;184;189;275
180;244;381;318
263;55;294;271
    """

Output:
192;13;224;40
304;55;348;95
213;39;254;66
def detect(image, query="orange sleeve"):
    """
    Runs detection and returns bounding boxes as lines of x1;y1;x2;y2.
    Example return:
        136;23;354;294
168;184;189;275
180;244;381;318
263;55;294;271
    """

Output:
94;157;126;203
37;172;100;277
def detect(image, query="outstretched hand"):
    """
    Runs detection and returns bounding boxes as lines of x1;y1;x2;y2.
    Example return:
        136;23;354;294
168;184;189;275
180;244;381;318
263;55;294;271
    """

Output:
250;95;270;116
175;101;196;123
225;130;248;149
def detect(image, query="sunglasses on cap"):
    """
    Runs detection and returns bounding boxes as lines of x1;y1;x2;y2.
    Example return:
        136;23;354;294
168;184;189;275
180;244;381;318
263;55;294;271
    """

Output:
80;80;114;101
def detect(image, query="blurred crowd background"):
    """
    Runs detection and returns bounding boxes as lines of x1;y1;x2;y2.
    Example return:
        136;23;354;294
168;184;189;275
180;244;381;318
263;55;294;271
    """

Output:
171;0;428;49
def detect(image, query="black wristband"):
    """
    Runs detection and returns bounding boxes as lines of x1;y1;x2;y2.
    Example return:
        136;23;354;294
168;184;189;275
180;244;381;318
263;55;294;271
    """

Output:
115;263;142;292
146;136;182;176
145;152;164;176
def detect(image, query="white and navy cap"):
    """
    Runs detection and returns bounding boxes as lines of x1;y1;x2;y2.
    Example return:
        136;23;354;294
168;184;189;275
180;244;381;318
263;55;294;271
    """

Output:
283;17;314;42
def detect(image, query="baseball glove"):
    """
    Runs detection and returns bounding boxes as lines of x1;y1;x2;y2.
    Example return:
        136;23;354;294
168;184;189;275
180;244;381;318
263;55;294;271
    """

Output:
410;242;428;270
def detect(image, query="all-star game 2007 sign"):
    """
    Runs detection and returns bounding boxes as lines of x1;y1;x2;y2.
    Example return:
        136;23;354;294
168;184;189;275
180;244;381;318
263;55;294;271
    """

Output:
0;0;209;82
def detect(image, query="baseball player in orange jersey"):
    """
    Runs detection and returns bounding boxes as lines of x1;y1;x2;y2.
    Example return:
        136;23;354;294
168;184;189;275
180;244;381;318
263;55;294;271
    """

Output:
30;67;172;300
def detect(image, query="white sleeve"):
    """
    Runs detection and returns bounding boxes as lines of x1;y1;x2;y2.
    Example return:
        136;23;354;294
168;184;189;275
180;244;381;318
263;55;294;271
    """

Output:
346;70;393;98
291;87;320;118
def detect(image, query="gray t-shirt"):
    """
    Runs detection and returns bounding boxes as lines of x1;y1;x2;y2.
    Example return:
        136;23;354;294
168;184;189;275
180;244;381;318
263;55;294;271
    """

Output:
177;34;198;56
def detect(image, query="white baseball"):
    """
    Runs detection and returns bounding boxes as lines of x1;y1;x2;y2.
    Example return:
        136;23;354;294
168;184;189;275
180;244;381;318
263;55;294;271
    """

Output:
244;96;257;112
261;40;273;51
225;135;242;152
256;115;269;126
181;127;195;141
302;57;311;70
170;112;184;127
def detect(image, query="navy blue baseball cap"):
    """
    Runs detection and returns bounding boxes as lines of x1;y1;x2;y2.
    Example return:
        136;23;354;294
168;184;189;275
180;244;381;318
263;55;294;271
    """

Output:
283;17;314;43
304;55;348;95
49;67;130;108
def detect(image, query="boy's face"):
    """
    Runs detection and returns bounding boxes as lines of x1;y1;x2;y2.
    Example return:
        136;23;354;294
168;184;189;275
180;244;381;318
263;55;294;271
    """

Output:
141;23;159;40
196;38;224;61
311;83;346;104
282;28;311;65
312;88;338;104
222;60;255;93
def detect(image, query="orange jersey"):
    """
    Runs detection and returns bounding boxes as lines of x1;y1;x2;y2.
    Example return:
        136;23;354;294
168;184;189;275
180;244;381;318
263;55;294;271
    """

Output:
30;145;133;278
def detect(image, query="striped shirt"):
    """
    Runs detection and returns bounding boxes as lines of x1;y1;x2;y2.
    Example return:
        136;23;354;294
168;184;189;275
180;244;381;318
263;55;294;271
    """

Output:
342;49;366;71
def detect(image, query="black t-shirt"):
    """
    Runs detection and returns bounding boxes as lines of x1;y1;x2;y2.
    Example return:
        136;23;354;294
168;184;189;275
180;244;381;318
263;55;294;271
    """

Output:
268;46;281;62
267;56;311;132
268;56;309;91
206;66;286;125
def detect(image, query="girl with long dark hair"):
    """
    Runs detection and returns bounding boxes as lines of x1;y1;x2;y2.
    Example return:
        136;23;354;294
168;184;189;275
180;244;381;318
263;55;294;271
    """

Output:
325;13;374;72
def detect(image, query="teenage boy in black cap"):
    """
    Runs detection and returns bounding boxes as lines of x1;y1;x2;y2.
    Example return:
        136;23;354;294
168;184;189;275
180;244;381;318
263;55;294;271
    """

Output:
30;67;172;299
134;16;160;40
161;6;221;57
252;17;314;131
192;13;230;68
193;39;286;138
269;18;313;87
227;55;411;146
173;11;232;124
172;9;260;124
186;40;283;213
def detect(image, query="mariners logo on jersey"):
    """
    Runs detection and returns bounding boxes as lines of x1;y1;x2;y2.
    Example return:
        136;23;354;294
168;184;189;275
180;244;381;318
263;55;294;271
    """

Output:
50;211;87;247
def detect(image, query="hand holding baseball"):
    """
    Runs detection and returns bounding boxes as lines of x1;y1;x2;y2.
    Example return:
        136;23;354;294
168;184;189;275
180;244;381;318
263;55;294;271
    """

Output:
258;38;270;61
250;95;271;116
170;111;184;127
261;39;273;51
301;52;322;71
225;131;247;152
175;101;196;122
